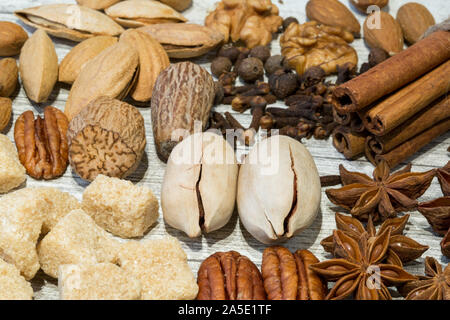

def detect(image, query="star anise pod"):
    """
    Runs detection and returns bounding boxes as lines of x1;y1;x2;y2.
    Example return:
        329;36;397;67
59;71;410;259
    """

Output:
437;161;450;196
310;229;417;300
321;213;429;265
442;228;450;258
325;161;435;222
399;257;449;300
418;196;450;235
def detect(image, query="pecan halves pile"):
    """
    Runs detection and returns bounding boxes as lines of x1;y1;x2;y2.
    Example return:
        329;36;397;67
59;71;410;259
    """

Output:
14;106;69;180
261;246;326;300
197;251;266;300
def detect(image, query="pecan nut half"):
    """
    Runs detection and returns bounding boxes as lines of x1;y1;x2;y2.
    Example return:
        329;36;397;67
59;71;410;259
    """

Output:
197;251;266;300
14;106;69;179
262;246;326;300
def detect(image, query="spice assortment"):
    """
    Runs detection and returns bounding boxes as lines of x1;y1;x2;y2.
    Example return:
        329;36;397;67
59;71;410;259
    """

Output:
0;0;448;301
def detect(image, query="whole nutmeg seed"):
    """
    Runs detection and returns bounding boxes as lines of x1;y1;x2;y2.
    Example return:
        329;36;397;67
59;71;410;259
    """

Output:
249;45;271;63
162;132;238;238
264;55;284;75
211;56;232;78
218;44;240;63
269;70;298;99
283;17;299;31
237;135;321;244
238;57;264;83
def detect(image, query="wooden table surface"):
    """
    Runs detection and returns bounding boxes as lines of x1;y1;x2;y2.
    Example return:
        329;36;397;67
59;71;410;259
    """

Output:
1;0;449;300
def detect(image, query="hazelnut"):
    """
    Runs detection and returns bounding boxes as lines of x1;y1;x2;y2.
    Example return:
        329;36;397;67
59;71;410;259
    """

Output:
269;70;298;99
282;17;299;31
238;57;264;83
249;45;271;63
218;44;240;63
211;57;232;78
264;55;284;75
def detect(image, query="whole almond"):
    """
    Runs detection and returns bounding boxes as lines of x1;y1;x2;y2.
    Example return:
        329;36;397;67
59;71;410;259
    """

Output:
59;36;118;84
0;97;12;132
364;11;404;56
76;0;121;10
159;0;192;12
0;58;18;97
350;0;388;14
306;0;360;36
19;29;58;103
119;29;169;102
64;42;139;121
397;3;435;44
0;21;28;56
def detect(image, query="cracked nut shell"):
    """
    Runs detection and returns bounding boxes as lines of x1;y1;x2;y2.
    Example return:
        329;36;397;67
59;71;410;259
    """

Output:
237;135;321;244
197;251;266;300
162;132;238;238
67;96;146;181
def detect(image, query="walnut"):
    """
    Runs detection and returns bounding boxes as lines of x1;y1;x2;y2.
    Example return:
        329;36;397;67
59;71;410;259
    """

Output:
280;21;358;75
14;106;69;180
205;0;283;48
67;96;146;181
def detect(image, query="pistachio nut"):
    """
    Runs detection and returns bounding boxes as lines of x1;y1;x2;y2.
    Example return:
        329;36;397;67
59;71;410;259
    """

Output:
237;135;321;244
161;132;238;238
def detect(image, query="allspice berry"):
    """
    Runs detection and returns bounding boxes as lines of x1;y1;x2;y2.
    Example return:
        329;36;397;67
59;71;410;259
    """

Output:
238;57;264;83
218;44;240;63
301;66;326;87
368;48;389;67
249;45;271;63
264;55;284;75
269;70;298;99
211;57;232;78
283;17;299;31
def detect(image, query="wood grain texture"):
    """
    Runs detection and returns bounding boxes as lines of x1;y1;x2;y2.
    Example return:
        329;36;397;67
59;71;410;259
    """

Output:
0;0;449;300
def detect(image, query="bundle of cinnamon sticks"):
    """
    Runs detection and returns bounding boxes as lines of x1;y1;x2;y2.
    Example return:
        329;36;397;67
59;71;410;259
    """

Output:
331;30;450;168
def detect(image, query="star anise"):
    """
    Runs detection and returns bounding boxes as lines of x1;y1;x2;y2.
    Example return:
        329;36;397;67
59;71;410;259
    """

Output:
418;196;450;235
442;228;450;258
321;213;429;265
437;161;450;196
310;228;417;300
325;161;435;222
399;257;449;300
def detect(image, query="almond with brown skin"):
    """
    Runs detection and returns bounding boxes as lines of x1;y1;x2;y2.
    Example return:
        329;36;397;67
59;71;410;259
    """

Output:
76;0;121;10
350;0;388;14
19;29;58;103
0;97;12;132
64;42;139;121
306;0;360;36
59;36;118;84
119;29;169;102
397;3;435;44
0;21;28;56
159;0;192;12
364;11;404;56
0;58;18;97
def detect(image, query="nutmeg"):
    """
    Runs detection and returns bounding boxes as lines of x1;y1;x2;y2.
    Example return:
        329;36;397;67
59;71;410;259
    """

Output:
67;96;146;181
238;57;264;83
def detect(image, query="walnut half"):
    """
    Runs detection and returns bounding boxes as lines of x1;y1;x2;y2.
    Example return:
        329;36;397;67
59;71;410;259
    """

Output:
280;21;358;75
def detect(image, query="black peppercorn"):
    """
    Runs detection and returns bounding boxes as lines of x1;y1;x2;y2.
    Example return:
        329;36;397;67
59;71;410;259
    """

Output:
218;44;241;63
237;57;264;83
264;55;284;75
282;17;299;31
368;48;389;67
249;45;271;63
211;57;232;78
269;70;298;99
301;66;326;87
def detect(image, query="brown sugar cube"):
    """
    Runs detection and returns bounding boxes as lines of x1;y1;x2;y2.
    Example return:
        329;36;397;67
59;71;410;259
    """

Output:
116;236;198;300
58;263;141;300
82;175;159;238
0;258;33;300
0;134;26;194
38;209;120;278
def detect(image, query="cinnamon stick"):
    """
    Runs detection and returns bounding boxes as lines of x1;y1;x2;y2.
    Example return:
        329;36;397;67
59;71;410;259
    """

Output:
367;96;450;155
370;118;450;168
332;108;352;126
332;31;450;113
364;60;450;136
332;126;367;160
